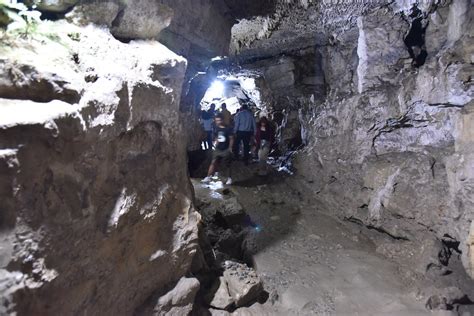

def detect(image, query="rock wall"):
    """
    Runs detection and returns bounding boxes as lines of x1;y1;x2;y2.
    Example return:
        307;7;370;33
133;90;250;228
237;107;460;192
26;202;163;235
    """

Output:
0;22;201;314
295;1;474;277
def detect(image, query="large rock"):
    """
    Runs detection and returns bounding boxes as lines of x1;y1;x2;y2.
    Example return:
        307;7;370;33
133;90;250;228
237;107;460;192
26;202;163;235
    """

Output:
223;261;263;307
36;0;78;12
206;262;263;310
0;22;200;315
153;277;200;315
66;0;121;28
110;0;173;40
207;277;235;310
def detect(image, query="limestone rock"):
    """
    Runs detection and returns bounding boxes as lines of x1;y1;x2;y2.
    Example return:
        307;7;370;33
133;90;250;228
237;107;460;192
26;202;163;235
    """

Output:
264;58;295;89
209;308;232;316
222;197;247;226
208;277;234;310
154;277;200;315
426;287;467;310
66;1;120;27
0;22;199;315
0;61;81;104
356;11;407;93
110;0;173;40
223;261;263;307
36;0;78;12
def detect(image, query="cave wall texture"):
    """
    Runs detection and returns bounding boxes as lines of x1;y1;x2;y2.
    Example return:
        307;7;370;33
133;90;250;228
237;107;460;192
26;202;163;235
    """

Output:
0;0;473;314
0;4;212;314
302;0;473;278
231;0;473;278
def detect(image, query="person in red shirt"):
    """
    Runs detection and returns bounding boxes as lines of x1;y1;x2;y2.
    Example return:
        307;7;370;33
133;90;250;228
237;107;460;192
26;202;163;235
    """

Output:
255;116;275;175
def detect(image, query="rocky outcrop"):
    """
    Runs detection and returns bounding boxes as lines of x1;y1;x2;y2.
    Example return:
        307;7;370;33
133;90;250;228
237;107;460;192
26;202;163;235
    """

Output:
0;22;200;314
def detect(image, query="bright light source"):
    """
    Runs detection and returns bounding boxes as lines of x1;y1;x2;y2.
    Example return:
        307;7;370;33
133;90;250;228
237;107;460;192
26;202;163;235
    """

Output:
208;80;225;98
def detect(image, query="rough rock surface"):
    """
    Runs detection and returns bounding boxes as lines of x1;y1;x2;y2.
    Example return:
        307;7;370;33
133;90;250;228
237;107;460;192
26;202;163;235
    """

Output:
110;0;173;40
223;260;264;307
208;276;235;310
36;0;79;12
0;22;200;315
152;277;200;315
292;0;474;278
219;0;474;283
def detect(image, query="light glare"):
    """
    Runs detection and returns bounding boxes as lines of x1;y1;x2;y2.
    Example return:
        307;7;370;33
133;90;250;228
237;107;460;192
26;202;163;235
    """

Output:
208;80;225;98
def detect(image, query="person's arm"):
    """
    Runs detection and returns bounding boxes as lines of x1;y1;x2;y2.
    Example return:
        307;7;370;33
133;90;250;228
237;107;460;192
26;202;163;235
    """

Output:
212;128;217;147
233;114;240;133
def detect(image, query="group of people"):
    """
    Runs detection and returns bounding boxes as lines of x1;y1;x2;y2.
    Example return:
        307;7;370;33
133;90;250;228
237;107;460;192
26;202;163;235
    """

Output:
200;102;275;185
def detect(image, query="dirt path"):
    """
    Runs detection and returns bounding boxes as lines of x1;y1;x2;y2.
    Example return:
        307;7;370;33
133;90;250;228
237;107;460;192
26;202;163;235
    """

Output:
192;163;474;315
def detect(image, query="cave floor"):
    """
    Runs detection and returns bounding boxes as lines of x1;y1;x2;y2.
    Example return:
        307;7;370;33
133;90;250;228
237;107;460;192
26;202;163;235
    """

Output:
192;162;473;315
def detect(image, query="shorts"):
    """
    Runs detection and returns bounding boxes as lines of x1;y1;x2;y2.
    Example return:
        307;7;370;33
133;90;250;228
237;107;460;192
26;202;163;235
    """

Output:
212;149;232;162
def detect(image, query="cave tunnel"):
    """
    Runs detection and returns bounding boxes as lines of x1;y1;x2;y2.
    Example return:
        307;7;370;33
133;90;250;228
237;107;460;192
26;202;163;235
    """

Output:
0;0;473;315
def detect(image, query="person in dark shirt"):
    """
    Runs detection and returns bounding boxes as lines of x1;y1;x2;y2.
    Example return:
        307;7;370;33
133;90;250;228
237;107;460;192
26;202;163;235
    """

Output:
202;103;217;150
202;113;234;185
233;103;256;165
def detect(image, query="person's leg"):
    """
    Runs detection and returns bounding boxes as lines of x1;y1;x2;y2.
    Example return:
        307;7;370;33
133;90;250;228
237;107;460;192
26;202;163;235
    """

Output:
224;151;232;184
207;160;216;177
242;132;252;164
233;132;242;159
258;146;270;175
206;131;213;150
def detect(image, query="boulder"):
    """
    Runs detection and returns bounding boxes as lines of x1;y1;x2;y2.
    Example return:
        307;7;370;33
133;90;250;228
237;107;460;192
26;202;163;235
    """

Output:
154;277;200;315
207;277;234;310
426;287;467;310
66;1;121;27
110;0;173;40
223;261;263;307
36;0;78;12
222;197;247;226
